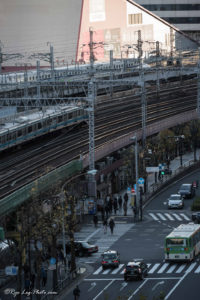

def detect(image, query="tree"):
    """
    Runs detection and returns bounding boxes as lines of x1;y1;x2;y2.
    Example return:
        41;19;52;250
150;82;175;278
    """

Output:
184;120;200;161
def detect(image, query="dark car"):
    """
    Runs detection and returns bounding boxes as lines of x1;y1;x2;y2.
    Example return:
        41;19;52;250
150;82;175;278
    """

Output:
178;183;195;199
101;250;120;269
63;241;98;257
124;261;148;281
192;212;200;224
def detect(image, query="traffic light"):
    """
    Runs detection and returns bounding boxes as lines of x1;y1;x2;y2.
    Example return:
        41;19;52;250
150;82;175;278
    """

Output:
161;170;165;175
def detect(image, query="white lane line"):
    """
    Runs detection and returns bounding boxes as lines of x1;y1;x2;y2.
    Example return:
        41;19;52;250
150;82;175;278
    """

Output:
111;264;124;274
167;264;177;273
164;213;175;221
176;264;186;273
127;279;148;300
157;213;167;221
172;213;182;221
93;266;103;275
194;265;200;273
186;262;196;273
92;279;115;300
149;213;159;221
102;268;111;275
148;263;160;274
165;272;189;300
85;228;101;242
157;263;169;274
147;263;151;268
180;213;190;221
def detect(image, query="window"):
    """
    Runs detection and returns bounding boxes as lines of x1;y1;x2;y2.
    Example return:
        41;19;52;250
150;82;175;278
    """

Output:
28;126;32;133
128;14;143;25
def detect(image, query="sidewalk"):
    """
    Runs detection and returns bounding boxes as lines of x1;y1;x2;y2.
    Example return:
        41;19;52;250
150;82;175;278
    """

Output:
1;150;200;300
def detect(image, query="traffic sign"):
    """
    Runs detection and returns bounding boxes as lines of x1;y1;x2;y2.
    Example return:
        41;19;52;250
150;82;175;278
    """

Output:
5;266;18;276
127;187;131;193
131;188;135;193
138;178;144;184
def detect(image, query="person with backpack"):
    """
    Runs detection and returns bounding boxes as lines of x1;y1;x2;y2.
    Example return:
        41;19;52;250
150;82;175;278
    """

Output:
109;218;115;234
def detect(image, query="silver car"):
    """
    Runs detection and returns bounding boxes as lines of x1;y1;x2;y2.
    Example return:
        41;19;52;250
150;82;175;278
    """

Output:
168;194;184;209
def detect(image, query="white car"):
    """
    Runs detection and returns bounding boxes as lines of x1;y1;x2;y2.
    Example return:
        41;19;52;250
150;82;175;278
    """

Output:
168;194;184;209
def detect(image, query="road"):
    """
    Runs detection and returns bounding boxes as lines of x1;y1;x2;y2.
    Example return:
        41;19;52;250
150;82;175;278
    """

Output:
64;169;200;300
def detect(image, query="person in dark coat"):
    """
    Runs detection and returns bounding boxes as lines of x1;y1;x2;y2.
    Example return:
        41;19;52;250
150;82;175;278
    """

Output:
113;198;118;215
93;214;98;228
103;218;108;234
105;204;109;219
118;196;122;211
73;285;80;300
123;201;127;216
109;218;115;234
30;273;35;290
124;193;128;203
108;198;113;214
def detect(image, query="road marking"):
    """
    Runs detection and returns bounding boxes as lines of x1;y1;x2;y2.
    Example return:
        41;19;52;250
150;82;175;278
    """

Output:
185;262;196;273
157;213;167;221
152;281;164;291
172;213;182;221
85;228;101;242
149;213;159;221
148;263;160;274
111;264;124;274
167;264;177;273
180;213;190;221
84;277;181;281
102;269;110;275
164;213;174;221
157;263;169;274
120;282;128;291
194;265;200;273
165;271;189;299
93;267;102;275
127;279;148;300
176;264;186;273
92;279;115;300
88;282;96;292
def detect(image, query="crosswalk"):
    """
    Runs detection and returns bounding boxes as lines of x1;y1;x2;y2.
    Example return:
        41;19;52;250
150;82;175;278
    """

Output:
148;212;191;222
92;261;200;276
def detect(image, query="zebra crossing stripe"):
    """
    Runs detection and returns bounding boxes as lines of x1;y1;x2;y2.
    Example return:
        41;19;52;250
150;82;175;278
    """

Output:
111;264;124;274
148;263;160;274
180;213;190;221
157;263;169;273
157;213;167;221
93;266;103;275
186;262;196;273
167;264;177;273
147;263;151;268
102;268;111;275
164;213;175;221
149;213;159;221
176;264;186;273
194;265;200;273
172;213;182;221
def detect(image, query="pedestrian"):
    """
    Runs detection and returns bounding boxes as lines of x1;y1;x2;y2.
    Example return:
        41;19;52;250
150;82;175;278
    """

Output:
113;198;118;215
24;276;30;292
101;206;105;222
41;267;47;287
109;218;115;234
118;195;122;211
73;285;80;300
67;254;71;271
123;201;127;216
124;192;128;204
30;273;35;290
93;214;98;228
108;198;113;214
133;206;137;221
103;218;108;234
105;204;109;219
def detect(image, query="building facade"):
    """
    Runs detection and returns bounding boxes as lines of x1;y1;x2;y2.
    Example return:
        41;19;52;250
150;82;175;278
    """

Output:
133;0;200;42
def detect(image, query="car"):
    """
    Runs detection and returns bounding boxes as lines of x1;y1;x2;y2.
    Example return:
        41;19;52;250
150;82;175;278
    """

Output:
168;194;184;209
191;212;200;223
101;250;120;269
178;183;195;199
124;260;148;281
59;241;98;257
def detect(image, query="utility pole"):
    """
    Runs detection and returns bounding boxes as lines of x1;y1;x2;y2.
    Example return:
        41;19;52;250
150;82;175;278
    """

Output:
169;27;174;65
137;30;143;63
110;50;114;97
0;41;23;75
141;66;146;148
36;60;41;108
197;47;200;118
89;28;95;77
131;136;139;221
156;41;160;95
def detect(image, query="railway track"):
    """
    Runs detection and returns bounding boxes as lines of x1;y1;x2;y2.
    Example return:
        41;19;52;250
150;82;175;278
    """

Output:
0;79;197;199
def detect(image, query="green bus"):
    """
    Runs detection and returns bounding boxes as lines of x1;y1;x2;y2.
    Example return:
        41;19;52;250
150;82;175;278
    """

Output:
165;223;200;261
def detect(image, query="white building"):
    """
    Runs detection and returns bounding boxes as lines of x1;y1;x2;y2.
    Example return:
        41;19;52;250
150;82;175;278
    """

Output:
133;0;200;42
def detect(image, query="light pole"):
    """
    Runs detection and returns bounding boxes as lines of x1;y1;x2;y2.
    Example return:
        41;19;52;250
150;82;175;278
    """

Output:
130;136;139;221
87;169;97;214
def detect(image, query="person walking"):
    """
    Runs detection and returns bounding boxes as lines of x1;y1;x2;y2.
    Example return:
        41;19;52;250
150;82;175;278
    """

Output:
41;267;47;287
73;285;80;300
103;218;108;234
113;198;118;215
108;198;113;214
124;192;128;204
109;218;115;234
123;201;127;216
105;204;109;219
118;195;122;211
93;214;98;228
30;273;35;291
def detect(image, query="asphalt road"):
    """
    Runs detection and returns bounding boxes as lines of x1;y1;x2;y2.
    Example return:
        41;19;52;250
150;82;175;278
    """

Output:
66;169;200;300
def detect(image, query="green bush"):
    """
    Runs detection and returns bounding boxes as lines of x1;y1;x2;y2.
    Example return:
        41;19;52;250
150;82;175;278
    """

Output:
191;196;200;211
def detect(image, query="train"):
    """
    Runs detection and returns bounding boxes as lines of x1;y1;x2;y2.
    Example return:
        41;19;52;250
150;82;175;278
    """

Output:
0;105;88;152
0;59;149;85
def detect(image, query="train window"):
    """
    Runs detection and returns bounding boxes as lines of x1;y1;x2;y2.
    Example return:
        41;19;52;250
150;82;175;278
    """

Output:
18;130;22;137
28;126;32;133
38;122;42;129
58;116;62;122
68;113;73;119
7;133;11;141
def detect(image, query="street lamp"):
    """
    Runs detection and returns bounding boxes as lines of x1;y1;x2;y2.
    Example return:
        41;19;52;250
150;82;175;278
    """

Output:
87;169;97;214
130;136;139;221
168;135;185;166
